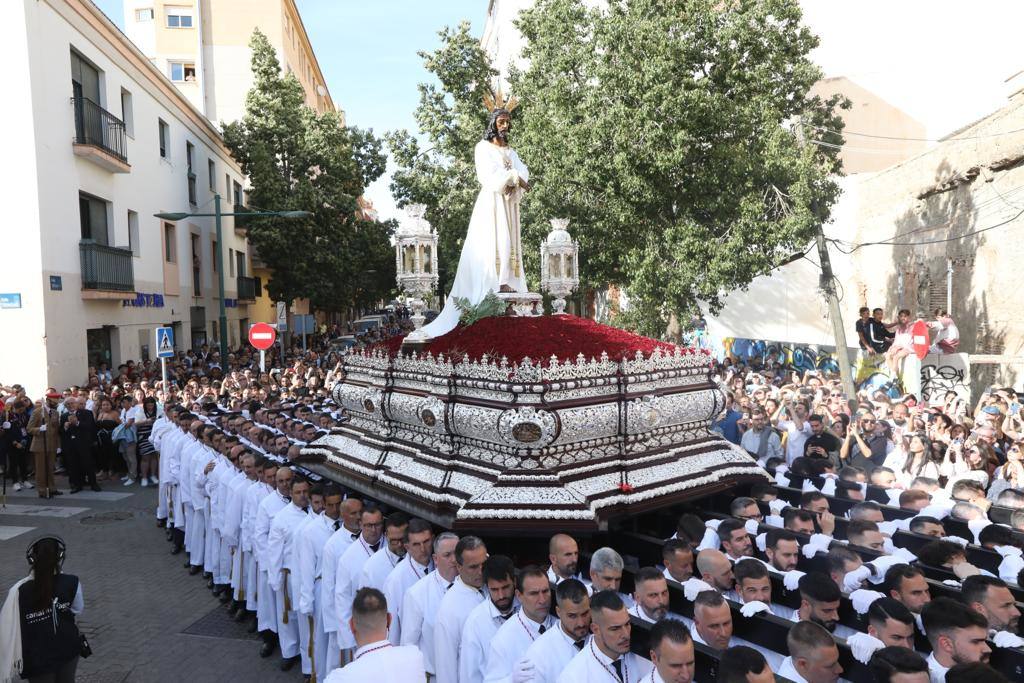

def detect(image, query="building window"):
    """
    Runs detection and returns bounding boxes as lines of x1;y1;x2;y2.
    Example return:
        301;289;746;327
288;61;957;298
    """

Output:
232;180;243;206
169;62;196;82
212;239;218;272
191;234;201;295
158;119;169;159
163;222;176;263
120;88;134;137
186;141;197;205
165;6;194;28
208;159;216;191
228;248;235;277
79;192;109;245
225;173;231;199
128;210;140;257
236;250;246;277
135;8;154;21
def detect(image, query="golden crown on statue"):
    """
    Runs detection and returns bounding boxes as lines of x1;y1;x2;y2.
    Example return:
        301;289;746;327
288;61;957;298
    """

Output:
483;88;519;113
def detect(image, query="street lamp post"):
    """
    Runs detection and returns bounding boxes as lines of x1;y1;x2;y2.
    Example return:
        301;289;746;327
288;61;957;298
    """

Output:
155;198;310;364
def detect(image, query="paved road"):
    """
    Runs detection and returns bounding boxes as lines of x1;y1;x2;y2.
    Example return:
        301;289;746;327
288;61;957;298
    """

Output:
0;476;296;683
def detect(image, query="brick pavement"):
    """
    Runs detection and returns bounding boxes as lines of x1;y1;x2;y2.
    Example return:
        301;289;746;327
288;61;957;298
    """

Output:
0;476;298;682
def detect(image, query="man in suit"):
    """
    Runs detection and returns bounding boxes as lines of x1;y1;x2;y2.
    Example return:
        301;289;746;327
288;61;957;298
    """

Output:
28;390;63;498
60;396;100;493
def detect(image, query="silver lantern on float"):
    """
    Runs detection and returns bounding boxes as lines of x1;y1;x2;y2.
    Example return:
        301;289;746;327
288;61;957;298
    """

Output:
539;218;579;314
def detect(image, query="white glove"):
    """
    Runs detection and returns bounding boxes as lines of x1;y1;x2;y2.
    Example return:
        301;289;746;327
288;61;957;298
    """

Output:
775;464;789;475
697;527;720;551
2;421;9;429
994;545;1023;559
744;518;760;535
942;579;962;588
802;479;819;493
755;532;768;553
682;577;715;601
869;555;908;577
886;489;903;507
705;519;723;530
843;565;873;593
890;547;918;565
38;424;46;433
802;535;831;559
783;570;805;591
846;632;885;664
968;518;992;544
877;519;909;537
850;589;885;614
917;504;951;520
511;658;535;683
768;498;790;515
740;600;770;617
992;630;1024;648
776;474;791;488
765;514;785;528
821;478;837;496
941;535;969;548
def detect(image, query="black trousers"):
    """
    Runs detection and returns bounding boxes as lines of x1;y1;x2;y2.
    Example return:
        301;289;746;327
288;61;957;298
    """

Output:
67;447;98;488
6;446;29;482
28;656;77;683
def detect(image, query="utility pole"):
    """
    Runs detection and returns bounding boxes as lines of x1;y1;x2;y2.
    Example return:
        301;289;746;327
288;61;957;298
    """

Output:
812;206;857;406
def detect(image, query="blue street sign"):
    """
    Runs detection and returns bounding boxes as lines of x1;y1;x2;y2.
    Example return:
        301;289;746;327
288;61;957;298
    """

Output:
0;293;22;309
155;327;175;358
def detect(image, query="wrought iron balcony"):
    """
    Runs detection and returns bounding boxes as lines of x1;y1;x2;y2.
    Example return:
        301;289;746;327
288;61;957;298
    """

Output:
80;240;135;294
237;275;257;302
72;96;130;172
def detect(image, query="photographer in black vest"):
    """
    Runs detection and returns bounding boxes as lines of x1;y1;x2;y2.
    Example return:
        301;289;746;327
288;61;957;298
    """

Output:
0;536;85;682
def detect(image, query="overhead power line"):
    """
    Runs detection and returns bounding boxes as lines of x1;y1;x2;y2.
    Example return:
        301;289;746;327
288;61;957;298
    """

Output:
802;122;1024;143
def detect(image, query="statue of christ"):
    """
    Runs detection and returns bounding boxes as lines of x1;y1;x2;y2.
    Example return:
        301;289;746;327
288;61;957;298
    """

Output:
418;100;530;340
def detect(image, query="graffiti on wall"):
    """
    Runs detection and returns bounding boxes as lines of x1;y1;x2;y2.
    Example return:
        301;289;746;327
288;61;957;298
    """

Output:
715;336;970;404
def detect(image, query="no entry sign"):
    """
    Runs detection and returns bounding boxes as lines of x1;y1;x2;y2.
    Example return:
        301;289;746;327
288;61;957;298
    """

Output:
248;322;277;351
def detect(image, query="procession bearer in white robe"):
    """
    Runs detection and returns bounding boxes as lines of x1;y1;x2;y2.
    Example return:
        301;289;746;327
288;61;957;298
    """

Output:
434;536;488;683
186;422;209;570
240;459;276;617
267;475;312;671
460;555;520;683
401;532;459;679
322;587;425;683
484;566;558;683
297;485;344;682
320;497;363;674
517;579;592;683
556;591;653;683
290;484;325;679
359;513;409;592
382;518;435;645
418;94;530;341
333;505;386;661
255;466;292;656
224;450;257;606
645;619;697;683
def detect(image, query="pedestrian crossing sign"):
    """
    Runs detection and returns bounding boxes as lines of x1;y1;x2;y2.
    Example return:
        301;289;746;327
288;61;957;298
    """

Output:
155;327;174;358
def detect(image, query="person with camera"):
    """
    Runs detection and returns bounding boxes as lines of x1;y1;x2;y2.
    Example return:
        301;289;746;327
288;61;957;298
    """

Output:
59;397;100;494
0;536;87;683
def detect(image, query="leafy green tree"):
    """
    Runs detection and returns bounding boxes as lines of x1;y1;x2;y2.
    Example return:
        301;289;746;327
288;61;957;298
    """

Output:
512;0;847;335
385;22;496;295
223;29;391;322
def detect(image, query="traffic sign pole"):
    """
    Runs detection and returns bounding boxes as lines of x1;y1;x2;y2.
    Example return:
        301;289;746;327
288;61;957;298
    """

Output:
260;350;265;373
161;358;168;395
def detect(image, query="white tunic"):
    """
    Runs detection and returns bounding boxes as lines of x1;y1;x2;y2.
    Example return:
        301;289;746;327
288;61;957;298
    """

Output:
267;502;309;595
241;481;272;555
519;625;589;683
484;610;558;683
459;600;519;683
334;534;380;649
628;603;658;624
254;491;289;569
382;555;433;645
322;640;426;683
433;576;486;683
401;569;453;675
297;512;336;615
556;639;653;683
320;526;360;635
359;544;404;592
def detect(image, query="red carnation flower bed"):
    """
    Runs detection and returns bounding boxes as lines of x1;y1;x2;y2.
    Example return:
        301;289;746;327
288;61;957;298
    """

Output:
374;315;707;366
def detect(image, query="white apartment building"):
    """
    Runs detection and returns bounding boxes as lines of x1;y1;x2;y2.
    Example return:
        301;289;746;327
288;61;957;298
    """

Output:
3;0;259;394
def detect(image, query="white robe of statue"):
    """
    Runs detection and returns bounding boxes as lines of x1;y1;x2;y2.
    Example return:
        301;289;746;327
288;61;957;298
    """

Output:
418;139;529;339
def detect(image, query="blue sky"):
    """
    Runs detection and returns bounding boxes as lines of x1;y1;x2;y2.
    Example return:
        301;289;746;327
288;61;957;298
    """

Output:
92;0;486;218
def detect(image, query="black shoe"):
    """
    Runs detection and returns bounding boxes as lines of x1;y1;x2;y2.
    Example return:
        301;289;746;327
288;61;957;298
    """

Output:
236;608;251;623
218;591;231;604
51;490;63;496
170;545;182;555
156;518;167;528
247;615;258;632
90;484;102;492
184;560;193;569
189;565;201;575
203;572;212;581
280;655;299;672
69;487;82;494
303;676;311;683
259;638;276;658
